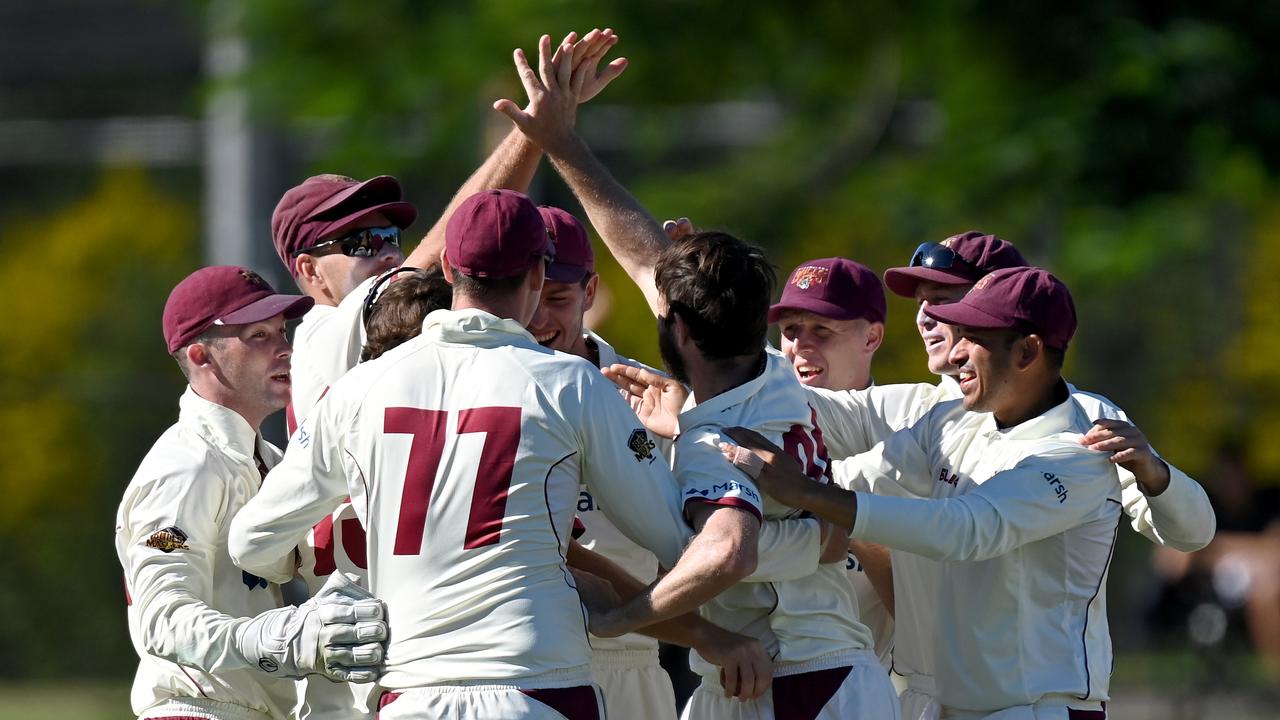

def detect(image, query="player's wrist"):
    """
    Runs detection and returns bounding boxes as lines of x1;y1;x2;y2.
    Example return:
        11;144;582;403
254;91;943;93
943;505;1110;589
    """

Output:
1135;457;1171;497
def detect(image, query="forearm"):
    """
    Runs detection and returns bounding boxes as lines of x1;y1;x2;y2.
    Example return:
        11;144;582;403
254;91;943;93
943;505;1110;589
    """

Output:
567;541;729;647
133;568;255;672
546;132;667;315
848;539;894;616
405;128;543;269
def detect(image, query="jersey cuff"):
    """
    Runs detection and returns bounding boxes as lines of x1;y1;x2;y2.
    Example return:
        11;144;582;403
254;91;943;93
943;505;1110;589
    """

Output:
683;496;764;525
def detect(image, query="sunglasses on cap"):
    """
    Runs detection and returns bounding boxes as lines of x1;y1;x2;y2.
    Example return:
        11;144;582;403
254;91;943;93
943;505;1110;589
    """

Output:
297;226;401;259
908;242;979;275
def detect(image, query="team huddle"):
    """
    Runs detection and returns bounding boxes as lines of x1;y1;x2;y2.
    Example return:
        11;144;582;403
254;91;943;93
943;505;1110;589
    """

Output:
114;29;1217;720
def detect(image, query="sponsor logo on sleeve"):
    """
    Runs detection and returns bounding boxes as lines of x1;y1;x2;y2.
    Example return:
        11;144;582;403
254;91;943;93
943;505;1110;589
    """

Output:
144;526;190;553
1043;472;1068;503
628;429;657;463
937;468;959;487
684;481;761;503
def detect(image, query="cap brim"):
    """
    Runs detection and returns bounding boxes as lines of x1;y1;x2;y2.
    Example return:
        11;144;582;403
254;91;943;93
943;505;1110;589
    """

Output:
923;299;1010;330
883;266;977;298
311;175;404;216
545;262;590;284
314;200;418;240
767;298;862;324
221;294;315;325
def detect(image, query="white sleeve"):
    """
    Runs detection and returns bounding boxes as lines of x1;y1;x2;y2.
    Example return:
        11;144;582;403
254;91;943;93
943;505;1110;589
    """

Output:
576;378;693;570
121;468;255;671
851;446;1119;561
1071;390;1216;551
676;427;767;523
806;382;942;461
740;518;821;582
1121;463;1217;551
830;419;936;499
229;391;355;582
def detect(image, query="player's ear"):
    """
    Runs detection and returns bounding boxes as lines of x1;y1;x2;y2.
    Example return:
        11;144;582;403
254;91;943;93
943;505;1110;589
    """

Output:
185;342;211;369
1015;334;1043;371
295;254;320;286
582;273;600;312
439;252;456;285
864;321;885;354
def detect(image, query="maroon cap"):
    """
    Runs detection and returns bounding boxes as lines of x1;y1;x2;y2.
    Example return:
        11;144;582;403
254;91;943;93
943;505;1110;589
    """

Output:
923;266;1077;351
768;258;886;325
271;174;417;275
163;266;314;353
445;190;554;279
539;206;595;283
883;231;1028;298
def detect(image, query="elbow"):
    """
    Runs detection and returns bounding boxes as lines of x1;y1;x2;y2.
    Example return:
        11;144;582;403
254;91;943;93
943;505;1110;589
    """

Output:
719;532;758;582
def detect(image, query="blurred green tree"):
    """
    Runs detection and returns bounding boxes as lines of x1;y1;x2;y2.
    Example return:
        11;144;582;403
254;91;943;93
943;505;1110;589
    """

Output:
231;0;1280;481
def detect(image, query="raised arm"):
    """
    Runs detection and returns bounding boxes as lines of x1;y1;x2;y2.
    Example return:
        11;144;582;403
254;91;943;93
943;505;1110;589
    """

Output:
494;32;668;315
407;28;628;269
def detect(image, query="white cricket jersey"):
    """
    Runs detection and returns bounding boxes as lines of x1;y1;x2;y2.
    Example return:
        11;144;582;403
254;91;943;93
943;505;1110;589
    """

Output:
575;331;664;655
834;388;1122;712
845;550;894;669
115;388;297;719
287;274;377;432
679;349;874;682
230;309;692;690
807;376;1216;688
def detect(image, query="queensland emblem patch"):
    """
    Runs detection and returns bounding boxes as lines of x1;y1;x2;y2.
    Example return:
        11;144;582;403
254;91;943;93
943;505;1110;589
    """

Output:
628;429;657;463
144;526;190;553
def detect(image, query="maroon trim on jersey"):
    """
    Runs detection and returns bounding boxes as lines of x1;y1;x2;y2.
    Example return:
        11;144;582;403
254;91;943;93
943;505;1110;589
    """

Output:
771;665;851;720
519;685;601;720
1068;707;1106;719
571;517;587;539
285;401;298;435
377;690;402;715
684;496;764;523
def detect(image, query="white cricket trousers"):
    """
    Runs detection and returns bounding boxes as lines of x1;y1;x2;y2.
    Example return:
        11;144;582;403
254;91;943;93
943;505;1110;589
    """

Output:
375;684;606;719
590;648;678;720
680;649;899;720
138;697;272;720
899;673;940;720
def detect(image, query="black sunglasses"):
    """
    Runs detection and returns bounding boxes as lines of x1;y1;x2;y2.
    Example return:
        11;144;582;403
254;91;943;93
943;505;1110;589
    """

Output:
297;226;401;259
361;267;426;327
908;242;978;274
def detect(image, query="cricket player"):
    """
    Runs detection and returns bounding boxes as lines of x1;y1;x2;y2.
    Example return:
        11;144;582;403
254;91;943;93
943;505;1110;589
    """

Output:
265;31;629;719
116;265;388;720
769;257;896;669
723;266;1125;718
229;189;757;719
529;206;820;717
584;233;899;719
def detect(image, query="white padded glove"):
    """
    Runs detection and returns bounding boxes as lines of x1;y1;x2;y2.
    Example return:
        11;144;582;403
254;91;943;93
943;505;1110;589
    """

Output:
235;572;388;683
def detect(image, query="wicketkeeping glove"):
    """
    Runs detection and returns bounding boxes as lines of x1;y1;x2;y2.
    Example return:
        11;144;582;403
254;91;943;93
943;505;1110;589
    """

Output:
235;571;388;683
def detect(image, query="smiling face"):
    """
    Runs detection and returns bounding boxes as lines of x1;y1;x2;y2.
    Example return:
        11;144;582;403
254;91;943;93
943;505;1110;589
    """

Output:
946;325;1023;413
777;310;878;390
298;212;405;304
913;280;972;376
527;275;598;358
